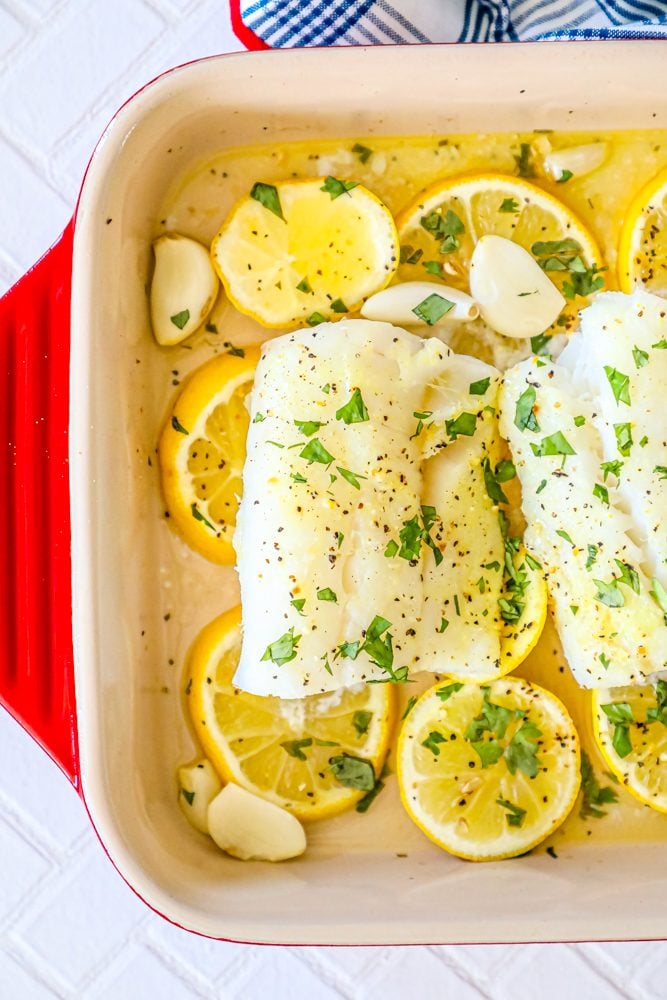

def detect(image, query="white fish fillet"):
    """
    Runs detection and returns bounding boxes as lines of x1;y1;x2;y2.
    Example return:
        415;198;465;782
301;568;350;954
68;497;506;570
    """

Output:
233;320;452;698
500;291;667;688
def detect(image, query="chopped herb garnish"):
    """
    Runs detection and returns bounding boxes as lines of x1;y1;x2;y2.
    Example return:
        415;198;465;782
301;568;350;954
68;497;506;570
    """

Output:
436;682;463;701
411;410;433;438
614;422;633;456
352;142;373;163
337;640;361;660
171;415;189;435
446;411;478;440
336;531;344;549
604;366;631;406
355;777;386;814
317;587;337;603
640;435;649;448
300;438;335;466
471;739;505;768
593;483;610;506
281;738;312;760
579;750;618;819
650;578;667;623
530;333;552;356
290;471;307;484
336;466;366;490
291;598;306;615
400;245;424;265
170;309;190;330
482;457;509;505
505;721;542;778
515;142;534;178
586;544;598;570
329;754;375;790
294;418;325;436
574;415;586;427
599;652;611;670
438;617;449;634
496;797;526;827
614;560;640;595
336;388;369;424
296;276;312;293
646;680;667;727
412;292;455;326
384;539;399;558
261;627;301;666
570;605;579;616
307;311;326;327
633;346;649;368
320;175;358;199
422;260;442;275
654;465;667;480
525;552;542;571
557;169;573;183
253;412;266;423
530;431;576;457
536;479;547;494
420;208;465;253
322;383;331;394
191;503;216;532
250;181;284;220
353;710;373;737
402;695;418;720
225;342;245;357
331;298;348;314
422;730;447;756
601;459;623;481
601;702;634;758
499;197;520;213
469;376;491;396
652;338;667;349
556;529;574;546
181;788;195;806
594;578;625;608
514;386;540;432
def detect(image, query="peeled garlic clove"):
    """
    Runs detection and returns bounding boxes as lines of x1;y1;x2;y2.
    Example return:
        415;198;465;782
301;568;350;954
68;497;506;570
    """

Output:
469;235;565;340
178;759;222;835
543;142;608;182
207;784;306;862
361;281;479;326
150;233;219;346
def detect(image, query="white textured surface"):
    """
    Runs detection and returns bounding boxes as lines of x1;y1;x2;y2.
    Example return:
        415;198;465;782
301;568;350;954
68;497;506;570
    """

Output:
0;2;664;995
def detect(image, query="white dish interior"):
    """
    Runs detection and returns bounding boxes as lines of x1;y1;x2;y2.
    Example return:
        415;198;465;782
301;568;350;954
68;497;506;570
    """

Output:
69;42;667;943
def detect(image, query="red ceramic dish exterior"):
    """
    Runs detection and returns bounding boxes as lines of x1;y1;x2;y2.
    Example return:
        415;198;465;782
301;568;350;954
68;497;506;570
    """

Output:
229;0;269;50
0;222;79;788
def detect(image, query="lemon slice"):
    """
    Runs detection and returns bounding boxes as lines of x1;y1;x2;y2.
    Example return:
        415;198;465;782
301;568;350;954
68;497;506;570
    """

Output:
618;167;667;295
397;676;580;860
186;607;397;820
211;178;399;329
396;173;603;332
159;349;259;564
592;682;667;813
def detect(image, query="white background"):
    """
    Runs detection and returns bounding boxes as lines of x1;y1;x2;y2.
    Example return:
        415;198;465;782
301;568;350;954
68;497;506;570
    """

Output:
0;2;663;996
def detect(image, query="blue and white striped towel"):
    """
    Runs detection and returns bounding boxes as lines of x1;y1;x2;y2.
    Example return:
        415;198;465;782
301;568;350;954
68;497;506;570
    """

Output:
240;0;667;47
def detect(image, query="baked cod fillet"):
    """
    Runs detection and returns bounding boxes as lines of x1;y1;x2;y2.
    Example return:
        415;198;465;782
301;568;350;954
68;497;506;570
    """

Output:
499;291;667;688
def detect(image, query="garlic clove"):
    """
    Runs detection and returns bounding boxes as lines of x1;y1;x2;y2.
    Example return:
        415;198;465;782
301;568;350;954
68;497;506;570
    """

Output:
361;281;479;326
543;142;608;183
150;233;219;346
207;784;307;862
177;759;222;835
469;235;565;340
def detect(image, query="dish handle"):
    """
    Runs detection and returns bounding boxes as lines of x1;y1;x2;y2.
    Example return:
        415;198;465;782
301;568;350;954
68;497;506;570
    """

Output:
0;221;80;789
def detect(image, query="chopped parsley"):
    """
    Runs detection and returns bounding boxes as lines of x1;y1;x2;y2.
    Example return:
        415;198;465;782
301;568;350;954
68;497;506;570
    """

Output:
647;680;667;727
574;415;586;427
250;181;284;220
499;197;520;213
253;412;266;423
261;628;301;666
514;386;540;432
384;539;399;558
307;311;326;327
281;738;312;760
336;466;367;490
422;260;441;275
600;702;634;758
604;366;632;406
514;142;534;178
599;652;611;670
320;175;358;199
556;529;574;545
294;418;325;436
329;754;376;790
181;789;195;806
190;503;216;532
420;208;465;253
412;292;455;325
654;465;667;480
446;411;478;440
530;332;552;356
300;438;335;465
421;730;447;756
317;587;337;603
438;617;449;634
290;598;306;615
353;710;373;736
496;797;526;828
593;483;610;506
530;431;576;457
650;578;667;623
579;750;618;819
613;422;633;456
505;721;542;778
400;245;423;265
170;309;190;330
171;415;189;435
296;276;312;294
352;142;373;164
411;410;433;438
633;346;649;368
469;376;491;396
557;169;573;183
290;471;307;484
471;739;505;768
586;544;598;570
335;388;369;424
331;298;348;314
402;695;418;720
436;682;463;701
614;560;640;595
601;459;623;481
594;578;625;608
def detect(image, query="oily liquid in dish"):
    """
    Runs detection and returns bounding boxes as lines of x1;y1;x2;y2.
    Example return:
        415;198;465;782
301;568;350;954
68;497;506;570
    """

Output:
157;129;667;852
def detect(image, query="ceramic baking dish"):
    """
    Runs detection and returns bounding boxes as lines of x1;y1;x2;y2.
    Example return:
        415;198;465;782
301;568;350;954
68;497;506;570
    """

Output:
1;41;667;945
